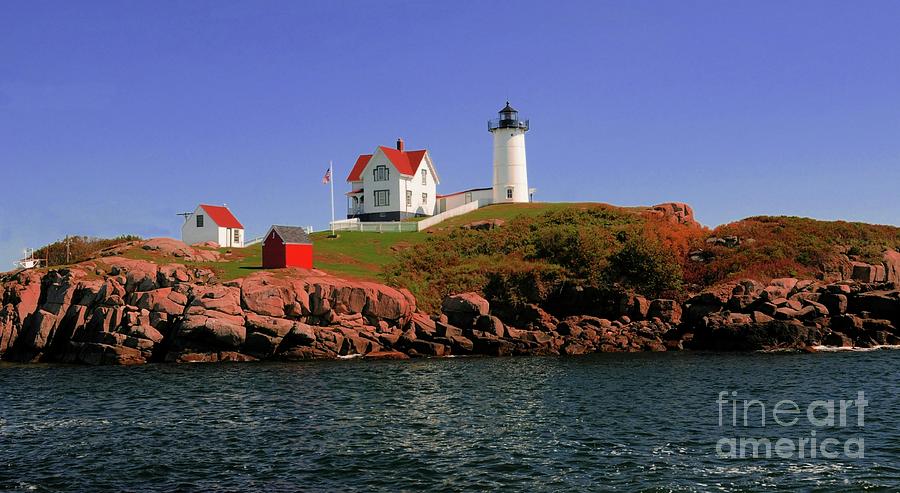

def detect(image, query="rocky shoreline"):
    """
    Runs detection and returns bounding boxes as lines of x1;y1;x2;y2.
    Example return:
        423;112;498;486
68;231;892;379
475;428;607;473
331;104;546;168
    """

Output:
1;239;898;365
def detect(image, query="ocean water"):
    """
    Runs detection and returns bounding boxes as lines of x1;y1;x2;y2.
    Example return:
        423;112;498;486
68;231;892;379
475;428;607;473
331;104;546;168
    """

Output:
1;351;898;492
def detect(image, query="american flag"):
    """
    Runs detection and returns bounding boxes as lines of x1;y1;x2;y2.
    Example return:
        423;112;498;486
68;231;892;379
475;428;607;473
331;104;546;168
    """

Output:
322;167;331;184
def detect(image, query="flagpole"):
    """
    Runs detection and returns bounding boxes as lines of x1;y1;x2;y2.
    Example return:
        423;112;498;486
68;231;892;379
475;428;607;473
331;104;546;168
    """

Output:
329;160;335;237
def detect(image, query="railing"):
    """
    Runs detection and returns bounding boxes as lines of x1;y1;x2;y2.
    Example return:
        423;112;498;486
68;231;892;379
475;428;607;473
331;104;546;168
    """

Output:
331;200;490;233
244;236;264;247
418;199;488;230
488;118;529;131
331;219;419;233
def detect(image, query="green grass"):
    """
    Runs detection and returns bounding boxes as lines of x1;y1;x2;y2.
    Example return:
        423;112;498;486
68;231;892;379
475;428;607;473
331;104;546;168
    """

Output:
121;244;266;281
116;231;424;282
106;203;650;283
432;202;645;230
310;231;425;280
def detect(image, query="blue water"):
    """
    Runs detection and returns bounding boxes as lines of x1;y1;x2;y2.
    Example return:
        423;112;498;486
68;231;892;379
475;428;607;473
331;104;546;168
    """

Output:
1;351;899;491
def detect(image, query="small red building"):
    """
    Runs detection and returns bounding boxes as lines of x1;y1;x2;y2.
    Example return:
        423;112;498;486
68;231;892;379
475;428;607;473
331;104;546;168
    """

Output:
261;225;313;269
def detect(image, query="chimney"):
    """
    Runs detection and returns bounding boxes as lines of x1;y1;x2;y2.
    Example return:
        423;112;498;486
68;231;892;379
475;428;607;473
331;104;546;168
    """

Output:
396;138;404;151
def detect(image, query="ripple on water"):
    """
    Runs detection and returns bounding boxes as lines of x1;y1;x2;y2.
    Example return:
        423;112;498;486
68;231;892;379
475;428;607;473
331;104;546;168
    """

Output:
0;351;899;491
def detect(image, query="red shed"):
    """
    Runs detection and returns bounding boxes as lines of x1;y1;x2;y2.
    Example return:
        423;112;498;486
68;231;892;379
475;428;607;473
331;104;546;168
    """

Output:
262;225;313;269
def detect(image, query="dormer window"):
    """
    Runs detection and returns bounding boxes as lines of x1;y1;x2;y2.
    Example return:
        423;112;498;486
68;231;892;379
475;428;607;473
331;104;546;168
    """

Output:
374;165;390;181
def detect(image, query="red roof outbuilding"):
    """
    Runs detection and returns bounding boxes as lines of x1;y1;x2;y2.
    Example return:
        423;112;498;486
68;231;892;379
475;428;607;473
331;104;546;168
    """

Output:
262;225;313;269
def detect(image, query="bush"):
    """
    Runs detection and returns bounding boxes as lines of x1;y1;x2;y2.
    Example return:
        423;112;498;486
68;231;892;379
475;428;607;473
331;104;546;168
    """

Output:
606;235;683;298
483;260;568;310
383;205;687;311
34;235;141;267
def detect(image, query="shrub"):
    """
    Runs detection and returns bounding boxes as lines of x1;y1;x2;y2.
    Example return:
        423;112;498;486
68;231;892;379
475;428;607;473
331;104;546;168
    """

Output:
483;260;568;310
605;235;683;298
33;235;141;267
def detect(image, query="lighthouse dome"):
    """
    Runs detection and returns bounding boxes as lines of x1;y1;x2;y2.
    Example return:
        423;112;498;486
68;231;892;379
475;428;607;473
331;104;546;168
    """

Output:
488;101;529;132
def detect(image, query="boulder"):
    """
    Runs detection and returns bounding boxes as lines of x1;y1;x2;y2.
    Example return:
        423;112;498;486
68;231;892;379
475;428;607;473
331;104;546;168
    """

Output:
851;291;900;325
474;315;505;338
360;283;413;321
203;319;246;348
819;293;848;316
40;271;78;315
770;277;799;293
823;332;853;348
883;250;900;284
406;339;448;357
650;202;699;227
245;313;294;338
141;238;222;262
123;325;164;344
441;292;489;328
18;309;59;353
364;350;410;360
850;262;879;283
684;292;724;323
284;322;317;346
241;275;293;317
619;294;650;321
727;295;756;313
647;299;682;324
694;320;821;351
135;288;185;316
105;257;160;293
732;279;764;297
75;343;147;365
194;286;243;316
827;284;852;295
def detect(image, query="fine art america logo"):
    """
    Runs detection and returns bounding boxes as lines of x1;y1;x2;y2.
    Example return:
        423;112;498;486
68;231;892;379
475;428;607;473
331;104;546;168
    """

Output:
716;391;867;459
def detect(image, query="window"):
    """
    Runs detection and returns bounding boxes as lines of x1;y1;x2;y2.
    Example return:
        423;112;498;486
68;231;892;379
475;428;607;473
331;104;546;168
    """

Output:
507;187;514;199
406;190;412;207
196;215;204;227
465;192;472;203
374;165;389;181
233;229;240;244
422;192;428;205
374;190;390;207
421;168;427;185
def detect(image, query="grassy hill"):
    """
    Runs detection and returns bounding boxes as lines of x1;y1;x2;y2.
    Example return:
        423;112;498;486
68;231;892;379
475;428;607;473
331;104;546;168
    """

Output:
26;203;900;314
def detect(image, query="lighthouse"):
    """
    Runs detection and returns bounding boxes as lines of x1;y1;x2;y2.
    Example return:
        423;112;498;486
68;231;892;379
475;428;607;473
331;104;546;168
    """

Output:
489;102;530;203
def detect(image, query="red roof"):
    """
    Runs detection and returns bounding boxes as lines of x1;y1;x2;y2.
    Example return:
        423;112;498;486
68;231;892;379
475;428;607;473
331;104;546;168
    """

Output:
200;204;244;229
346;146;428;182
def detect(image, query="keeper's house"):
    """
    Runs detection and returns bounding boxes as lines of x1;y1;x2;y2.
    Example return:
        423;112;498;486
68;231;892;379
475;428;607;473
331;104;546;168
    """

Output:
345;138;440;222
181;204;244;248
262;225;313;269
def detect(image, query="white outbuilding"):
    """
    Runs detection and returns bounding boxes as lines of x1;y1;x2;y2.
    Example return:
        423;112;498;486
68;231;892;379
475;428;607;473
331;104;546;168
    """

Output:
180;204;245;248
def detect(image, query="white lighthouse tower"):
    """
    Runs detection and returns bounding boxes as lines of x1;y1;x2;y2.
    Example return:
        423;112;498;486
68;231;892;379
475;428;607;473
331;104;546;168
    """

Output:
489;102;530;203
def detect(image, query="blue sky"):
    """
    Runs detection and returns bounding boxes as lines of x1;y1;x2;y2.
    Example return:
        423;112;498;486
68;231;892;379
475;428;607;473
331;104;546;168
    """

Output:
2;1;899;266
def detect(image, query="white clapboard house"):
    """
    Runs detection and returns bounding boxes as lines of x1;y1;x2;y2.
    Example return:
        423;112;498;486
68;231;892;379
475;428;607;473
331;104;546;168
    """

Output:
180;204;245;247
345;138;440;222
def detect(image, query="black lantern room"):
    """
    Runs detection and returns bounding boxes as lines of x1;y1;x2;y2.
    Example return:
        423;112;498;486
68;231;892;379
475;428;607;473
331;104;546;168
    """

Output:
488;101;529;132
499;102;518;124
